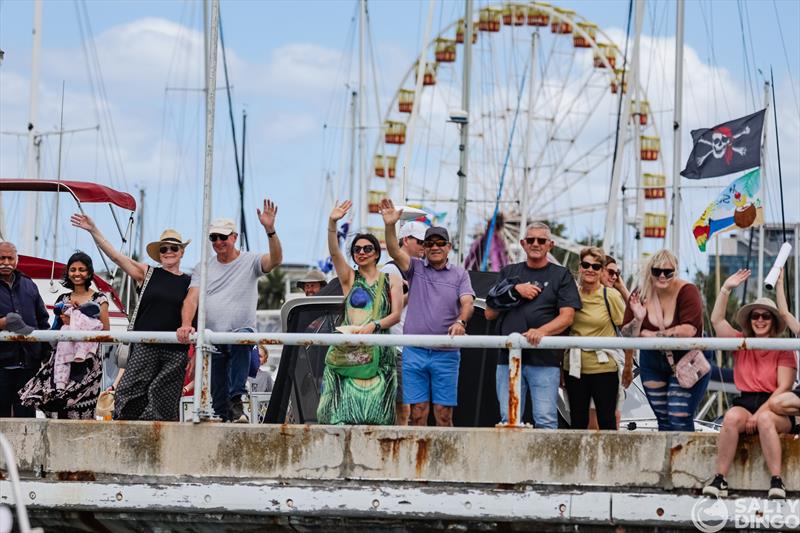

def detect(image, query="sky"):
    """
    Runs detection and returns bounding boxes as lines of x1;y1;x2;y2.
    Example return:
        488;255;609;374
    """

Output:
0;0;798;279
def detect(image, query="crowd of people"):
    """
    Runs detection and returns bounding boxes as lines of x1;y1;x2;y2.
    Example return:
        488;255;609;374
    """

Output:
0;197;798;499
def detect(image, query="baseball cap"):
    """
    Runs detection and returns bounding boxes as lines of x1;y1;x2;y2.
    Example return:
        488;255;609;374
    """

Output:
398;221;427;241
424;226;450;242
208;218;237;236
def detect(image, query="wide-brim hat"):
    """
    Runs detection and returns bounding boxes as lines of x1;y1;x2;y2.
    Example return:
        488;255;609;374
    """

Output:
296;269;327;289
736;297;787;336
146;229;191;263
95;390;115;420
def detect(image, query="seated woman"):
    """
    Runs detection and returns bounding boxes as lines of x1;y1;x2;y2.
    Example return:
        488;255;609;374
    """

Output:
703;269;796;500
317;200;403;425
621;249;708;431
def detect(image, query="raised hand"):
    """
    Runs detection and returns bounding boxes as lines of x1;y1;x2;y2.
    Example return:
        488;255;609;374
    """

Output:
257;199;278;231
330;200;352;222
70;213;97;232
723;269;750;291
629;289;647;322
379;198;402;226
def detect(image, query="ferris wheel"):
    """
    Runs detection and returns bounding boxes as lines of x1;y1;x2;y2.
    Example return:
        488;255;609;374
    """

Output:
367;1;668;267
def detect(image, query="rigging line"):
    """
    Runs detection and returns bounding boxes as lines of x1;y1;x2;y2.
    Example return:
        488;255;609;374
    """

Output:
771;0;800;117
770;68;787;243
735;0;756;111
217;9;248;251
480;56;529;272
608;0;633;210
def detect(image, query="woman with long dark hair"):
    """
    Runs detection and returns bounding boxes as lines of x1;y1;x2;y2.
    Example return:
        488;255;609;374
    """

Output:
317;200;403;425
20;251;110;419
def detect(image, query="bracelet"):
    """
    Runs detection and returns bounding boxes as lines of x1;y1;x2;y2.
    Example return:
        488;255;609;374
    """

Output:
267;231;276;238
456;319;466;327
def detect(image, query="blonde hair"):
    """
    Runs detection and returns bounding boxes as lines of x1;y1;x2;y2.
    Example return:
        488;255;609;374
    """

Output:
639;249;679;298
578;246;605;286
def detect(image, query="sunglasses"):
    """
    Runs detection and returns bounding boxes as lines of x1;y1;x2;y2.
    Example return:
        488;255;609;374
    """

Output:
524;237;549;245
651;267;675;279
606;269;620;278
580;261;603;271
209;233;230;242
159;245;181;254
406;237;424;246
423;240;448;248
750;311;774;321
353;244;376;255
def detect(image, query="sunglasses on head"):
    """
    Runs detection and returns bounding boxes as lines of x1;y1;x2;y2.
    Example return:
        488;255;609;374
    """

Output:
159;244;181;254
423;240;448;248
606;269;620;278
209;233;230;242
524;237;549;245
353;244;376;255
750;311;773;321
651;267;675;279
580;261;603;271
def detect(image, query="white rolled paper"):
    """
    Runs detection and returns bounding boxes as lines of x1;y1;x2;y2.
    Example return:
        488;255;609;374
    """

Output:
764;242;793;291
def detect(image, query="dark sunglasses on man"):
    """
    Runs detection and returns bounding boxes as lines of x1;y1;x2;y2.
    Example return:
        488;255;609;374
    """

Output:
209;233;230;242
423;239;448;249
524;237;549;245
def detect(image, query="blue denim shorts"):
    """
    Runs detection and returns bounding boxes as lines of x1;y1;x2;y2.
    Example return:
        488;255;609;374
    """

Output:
403;346;460;406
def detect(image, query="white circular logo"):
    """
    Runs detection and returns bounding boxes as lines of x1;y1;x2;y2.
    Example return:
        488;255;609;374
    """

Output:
691;497;729;533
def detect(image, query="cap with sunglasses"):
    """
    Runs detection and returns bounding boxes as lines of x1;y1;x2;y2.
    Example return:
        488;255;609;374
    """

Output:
424;226;450;243
735;297;787;336
398;221;428;241
208;218;237;236
146;229;191;263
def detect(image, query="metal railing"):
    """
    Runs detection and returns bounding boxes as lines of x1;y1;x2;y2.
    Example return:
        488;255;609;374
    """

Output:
1;330;797;427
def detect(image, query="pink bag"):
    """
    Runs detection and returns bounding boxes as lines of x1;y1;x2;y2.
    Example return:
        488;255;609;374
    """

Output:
652;293;710;389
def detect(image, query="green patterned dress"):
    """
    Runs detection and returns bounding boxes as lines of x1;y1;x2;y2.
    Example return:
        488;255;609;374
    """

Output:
317;271;397;425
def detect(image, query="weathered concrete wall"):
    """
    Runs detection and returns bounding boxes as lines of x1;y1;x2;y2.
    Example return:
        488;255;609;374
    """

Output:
1;420;798;493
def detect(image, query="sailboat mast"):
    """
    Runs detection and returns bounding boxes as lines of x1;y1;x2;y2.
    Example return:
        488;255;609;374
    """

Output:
357;0;367;232
633;0;644;263
517;31;538;259
757;81;771;297
456;0;474;264
670;0;685;258
21;0;42;256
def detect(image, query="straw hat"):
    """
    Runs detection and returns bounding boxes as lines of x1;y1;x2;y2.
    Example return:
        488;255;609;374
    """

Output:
735;297;787;337
146;229;191;262
95;390;115;420
296;269;327;289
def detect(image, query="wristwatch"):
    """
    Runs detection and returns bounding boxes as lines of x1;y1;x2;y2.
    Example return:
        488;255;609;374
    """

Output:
456;319;467;327
372;320;382;333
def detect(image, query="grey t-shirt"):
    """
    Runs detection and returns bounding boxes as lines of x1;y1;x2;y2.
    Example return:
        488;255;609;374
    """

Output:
191;251;263;332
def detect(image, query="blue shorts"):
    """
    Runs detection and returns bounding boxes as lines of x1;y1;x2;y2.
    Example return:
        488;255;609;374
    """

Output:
403;346;460;406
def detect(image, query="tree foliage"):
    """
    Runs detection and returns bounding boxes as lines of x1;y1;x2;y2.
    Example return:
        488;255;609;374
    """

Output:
258;267;286;310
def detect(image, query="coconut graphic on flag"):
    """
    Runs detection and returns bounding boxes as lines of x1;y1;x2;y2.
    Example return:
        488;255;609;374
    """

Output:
733;191;756;228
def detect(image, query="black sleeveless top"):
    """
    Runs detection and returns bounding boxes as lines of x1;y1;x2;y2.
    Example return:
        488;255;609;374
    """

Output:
133;267;191;332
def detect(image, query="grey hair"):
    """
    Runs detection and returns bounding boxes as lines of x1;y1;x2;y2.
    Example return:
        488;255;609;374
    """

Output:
524;222;551;239
0;242;17;253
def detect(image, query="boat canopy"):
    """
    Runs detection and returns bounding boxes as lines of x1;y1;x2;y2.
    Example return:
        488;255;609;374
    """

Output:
0;179;136;211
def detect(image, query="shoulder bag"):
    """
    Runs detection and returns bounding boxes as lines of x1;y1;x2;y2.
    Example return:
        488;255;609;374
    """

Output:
116;266;155;369
651;292;710;389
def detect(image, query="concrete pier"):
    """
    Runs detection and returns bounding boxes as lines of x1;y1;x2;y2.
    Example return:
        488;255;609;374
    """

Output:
0;420;798;530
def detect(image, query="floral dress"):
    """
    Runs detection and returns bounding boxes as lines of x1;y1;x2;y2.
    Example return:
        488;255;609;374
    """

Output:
317;272;397;425
19;291;108;419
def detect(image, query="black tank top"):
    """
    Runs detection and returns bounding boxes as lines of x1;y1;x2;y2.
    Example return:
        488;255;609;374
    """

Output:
133;267;191;332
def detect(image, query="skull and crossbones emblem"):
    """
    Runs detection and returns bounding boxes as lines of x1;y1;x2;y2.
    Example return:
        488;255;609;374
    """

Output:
696;125;750;166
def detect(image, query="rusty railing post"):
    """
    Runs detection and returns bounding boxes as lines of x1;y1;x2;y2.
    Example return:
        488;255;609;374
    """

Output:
504;332;524;428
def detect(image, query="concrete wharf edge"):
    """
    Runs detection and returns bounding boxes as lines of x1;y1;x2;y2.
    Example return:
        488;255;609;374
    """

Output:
2;420;800;530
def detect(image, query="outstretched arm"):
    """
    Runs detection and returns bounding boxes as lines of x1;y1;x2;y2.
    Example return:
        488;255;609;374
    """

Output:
328;201;355;291
71;213;148;284
380;198;411;272
776;269;800;335
711;269;748;337
257;199;283;273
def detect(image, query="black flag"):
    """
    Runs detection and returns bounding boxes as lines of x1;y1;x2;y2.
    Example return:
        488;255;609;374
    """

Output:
680;109;765;180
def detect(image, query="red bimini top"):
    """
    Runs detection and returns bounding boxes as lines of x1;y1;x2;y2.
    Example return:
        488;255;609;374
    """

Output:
0;179;136;211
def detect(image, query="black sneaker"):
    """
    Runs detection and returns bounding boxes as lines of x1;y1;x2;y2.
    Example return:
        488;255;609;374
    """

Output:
703;474;729;498
768;476;786;500
230;397;249;424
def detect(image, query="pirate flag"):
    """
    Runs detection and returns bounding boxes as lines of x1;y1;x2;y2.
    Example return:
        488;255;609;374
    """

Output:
680;109;766;180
